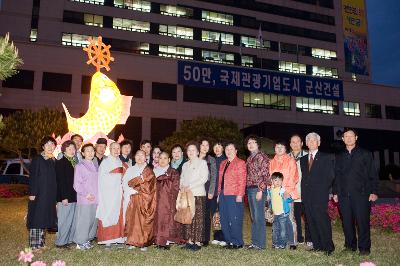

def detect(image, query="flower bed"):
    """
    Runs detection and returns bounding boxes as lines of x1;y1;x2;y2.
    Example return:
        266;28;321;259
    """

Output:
0;184;29;198
327;198;400;234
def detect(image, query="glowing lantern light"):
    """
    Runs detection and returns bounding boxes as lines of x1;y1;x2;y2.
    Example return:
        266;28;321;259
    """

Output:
62;36;132;140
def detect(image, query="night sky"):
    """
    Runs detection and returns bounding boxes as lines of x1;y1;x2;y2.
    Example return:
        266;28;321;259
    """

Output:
366;0;400;87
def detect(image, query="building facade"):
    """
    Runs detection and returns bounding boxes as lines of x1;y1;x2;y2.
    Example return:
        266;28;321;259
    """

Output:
0;0;399;173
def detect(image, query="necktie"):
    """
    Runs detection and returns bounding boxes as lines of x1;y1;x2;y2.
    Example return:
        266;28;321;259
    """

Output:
308;153;314;171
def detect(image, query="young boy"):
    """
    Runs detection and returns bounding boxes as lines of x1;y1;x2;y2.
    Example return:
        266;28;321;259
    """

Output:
267;172;295;249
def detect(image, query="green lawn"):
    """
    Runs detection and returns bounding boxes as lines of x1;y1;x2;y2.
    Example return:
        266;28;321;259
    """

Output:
1;198;399;266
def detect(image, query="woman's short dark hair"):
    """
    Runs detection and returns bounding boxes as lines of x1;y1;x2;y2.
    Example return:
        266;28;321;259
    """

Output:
245;135;260;148
120;139;133;149
185;141;199;152
274;139;288;150
225;142;237;150
81;143;95;158
171;144;183;153
140;139;152;147
61;140;76;153
40;136;57;150
213;141;224;148
71;134;83;142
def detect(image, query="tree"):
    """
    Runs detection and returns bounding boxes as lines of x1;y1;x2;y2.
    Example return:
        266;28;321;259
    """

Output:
160;116;245;156
0;108;68;162
0;33;23;81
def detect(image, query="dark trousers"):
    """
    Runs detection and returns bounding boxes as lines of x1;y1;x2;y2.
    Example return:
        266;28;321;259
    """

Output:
209;196;225;241
204;181;211;244
304;201;334;252
219;193;244;246
338;194;371;252
294;202;311;243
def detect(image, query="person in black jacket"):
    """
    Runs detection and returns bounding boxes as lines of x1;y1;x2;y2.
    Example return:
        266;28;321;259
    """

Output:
333;128;379;256
55;140;78;248
27;136;58;252
300;132;335;256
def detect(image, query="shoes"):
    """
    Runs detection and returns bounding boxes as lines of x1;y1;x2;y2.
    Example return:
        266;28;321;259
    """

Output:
127;245;136;250
76;243;89;250
182;243;193;250
55;244;69;249
189;244;201;251
273;245;285;249
211;240;220;245
140;247;148;252
306;242;313;248
247;244;263;250
156;245;170;250
289;245;297;250
225;243;233;249
359;250;371;256
219;241;227;247
231;245;243;250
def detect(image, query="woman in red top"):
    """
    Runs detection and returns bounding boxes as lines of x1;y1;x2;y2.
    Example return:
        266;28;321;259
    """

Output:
217;142;247;249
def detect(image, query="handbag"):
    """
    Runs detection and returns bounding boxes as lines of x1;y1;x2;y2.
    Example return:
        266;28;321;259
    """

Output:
265;206;274;224
212;209;221;230
174;191;193;225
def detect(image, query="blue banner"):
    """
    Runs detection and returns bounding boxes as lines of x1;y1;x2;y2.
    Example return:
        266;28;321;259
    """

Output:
178;61;344;100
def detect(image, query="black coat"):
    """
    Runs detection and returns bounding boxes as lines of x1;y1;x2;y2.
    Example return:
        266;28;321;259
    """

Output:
55;156;77;202
27;155;57;229
300;151;335;206
333;146;379;196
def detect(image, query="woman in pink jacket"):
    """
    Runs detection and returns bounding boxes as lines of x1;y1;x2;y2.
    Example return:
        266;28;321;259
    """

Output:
217;142;247;249
269;140;299;249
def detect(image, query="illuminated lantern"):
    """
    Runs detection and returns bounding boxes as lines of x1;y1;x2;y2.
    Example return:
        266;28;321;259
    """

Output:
62;36;132;140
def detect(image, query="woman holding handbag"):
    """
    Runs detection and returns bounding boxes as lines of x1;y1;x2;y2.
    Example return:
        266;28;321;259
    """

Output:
180;141;209;251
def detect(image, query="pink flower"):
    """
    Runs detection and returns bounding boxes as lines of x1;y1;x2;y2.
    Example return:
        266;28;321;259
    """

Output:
52;260;66;266
17;249;34;263
360;262;376;266
32;261;47;266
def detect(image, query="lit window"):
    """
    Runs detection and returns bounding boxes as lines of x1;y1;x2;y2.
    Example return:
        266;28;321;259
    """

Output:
70;0;104;5
114;0;150;12
159;45;193;59
202;50;234;65
279;61;306;74
202;31;233;45
159;25;193;39
241;36;270;49
312;66;338;78
84;14;103;27
343;101;361;116
352;73;357;81
202;10;233;25
312;48;337;60
62;33;91;47
241;56;253;67
138;42;150;54
296;97;338;114
243;92;290;110
30;29;37;42
113;18;150;32
160;4;193;17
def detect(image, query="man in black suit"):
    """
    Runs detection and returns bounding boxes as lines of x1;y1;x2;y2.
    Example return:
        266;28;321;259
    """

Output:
333;128;379;256
300;132;335;255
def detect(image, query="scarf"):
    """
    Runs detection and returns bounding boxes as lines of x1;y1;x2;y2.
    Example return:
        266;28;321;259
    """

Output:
64;154;78;167
171;158;183;169
119;155;130;163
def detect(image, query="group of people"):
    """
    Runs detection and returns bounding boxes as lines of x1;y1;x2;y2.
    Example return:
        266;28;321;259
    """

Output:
26;128;379;256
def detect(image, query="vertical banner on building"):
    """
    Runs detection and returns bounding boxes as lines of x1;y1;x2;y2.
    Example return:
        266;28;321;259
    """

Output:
342;0;369;75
